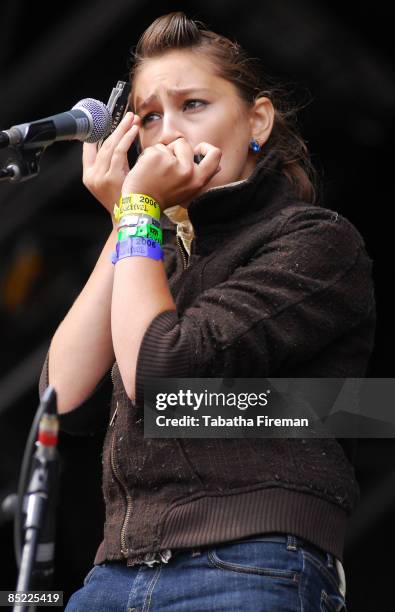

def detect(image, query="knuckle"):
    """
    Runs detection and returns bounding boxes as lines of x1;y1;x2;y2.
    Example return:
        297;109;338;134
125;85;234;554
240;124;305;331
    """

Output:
82;173;93;188
144;147;158;158
101;138;112;152
194;175;205;189
162;153;175;167
112;145;123;156
106;176;118;188
181;165;193;179
157;147;169;159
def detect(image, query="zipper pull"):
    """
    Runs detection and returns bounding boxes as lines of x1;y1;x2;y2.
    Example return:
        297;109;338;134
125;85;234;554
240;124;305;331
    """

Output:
109;402;118;427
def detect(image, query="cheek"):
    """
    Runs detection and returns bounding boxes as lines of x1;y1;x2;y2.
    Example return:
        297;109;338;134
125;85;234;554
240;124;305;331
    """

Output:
207;110;250;149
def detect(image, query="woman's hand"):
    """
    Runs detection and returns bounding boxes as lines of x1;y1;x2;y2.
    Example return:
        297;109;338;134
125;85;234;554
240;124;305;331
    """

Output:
82;112;141;215
121;137;222;211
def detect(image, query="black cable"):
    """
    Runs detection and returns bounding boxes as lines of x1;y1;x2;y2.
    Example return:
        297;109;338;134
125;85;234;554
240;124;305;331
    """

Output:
13;399;47;568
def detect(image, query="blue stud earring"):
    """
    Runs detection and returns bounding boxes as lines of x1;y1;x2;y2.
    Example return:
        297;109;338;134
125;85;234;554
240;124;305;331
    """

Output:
249;138;261;153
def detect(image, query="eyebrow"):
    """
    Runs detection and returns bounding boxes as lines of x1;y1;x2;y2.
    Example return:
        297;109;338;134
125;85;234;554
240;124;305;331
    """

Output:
135;87;212;114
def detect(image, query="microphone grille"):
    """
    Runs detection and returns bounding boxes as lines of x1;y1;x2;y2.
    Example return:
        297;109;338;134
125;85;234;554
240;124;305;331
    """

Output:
72;98;112;143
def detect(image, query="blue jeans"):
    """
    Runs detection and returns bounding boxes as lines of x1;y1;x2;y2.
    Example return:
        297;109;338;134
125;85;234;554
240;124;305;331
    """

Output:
65;534;347;611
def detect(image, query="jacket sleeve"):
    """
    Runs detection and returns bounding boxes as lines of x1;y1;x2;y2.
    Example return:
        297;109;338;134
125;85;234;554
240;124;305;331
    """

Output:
134;207;375;406
38;348;113;436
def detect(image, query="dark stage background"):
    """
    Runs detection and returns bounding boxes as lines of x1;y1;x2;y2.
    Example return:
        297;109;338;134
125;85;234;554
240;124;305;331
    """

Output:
0;1;394;610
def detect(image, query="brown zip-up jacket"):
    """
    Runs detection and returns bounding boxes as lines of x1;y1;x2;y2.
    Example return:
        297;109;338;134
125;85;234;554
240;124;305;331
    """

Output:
39;151;376;565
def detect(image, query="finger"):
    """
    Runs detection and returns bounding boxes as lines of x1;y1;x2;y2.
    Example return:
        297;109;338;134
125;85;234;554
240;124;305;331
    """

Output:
110;122;140;167
82;142;98;169
167;137;194;170
99;112;135;160
193;142;222;179
148;142;175;160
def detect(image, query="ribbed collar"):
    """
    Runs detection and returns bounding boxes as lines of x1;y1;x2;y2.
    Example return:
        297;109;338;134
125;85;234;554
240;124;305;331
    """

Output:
163;150;292;239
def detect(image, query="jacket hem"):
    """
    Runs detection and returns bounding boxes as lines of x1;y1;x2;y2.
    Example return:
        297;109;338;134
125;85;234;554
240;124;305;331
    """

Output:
94;487;349;566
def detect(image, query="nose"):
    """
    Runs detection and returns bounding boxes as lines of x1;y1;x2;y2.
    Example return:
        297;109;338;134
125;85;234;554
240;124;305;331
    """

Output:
159;113;184;146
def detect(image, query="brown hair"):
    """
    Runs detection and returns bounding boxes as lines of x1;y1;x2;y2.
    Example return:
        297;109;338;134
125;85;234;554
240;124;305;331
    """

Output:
129;11;319;203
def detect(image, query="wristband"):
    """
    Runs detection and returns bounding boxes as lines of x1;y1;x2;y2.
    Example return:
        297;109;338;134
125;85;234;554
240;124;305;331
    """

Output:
118;224;163;244
111;236;164;264
113;193;161;222
117;214;161;230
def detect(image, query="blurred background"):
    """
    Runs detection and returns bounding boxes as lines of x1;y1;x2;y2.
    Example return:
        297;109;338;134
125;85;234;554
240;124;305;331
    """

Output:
0;1;393;610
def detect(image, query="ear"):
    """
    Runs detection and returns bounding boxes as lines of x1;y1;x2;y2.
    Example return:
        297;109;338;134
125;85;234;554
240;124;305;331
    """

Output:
249;97;275;146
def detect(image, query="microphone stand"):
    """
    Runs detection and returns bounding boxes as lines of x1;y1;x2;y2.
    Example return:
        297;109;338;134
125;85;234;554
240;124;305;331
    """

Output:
14;387;60;612
0;145;44;183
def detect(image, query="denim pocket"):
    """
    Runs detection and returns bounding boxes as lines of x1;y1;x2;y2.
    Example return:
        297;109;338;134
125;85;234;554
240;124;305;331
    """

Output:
83;564;102;586
207;539;300;582
320;588;347;612
302;549;342;596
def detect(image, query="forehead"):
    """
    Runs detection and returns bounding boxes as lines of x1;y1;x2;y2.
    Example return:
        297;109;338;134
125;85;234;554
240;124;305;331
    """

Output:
133;50;235;110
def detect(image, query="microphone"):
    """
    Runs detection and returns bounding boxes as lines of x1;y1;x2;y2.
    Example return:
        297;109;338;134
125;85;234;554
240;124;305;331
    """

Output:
0;98;111;149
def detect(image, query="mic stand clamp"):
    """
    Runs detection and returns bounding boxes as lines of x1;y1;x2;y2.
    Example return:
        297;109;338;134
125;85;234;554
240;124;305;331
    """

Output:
0;145;44;183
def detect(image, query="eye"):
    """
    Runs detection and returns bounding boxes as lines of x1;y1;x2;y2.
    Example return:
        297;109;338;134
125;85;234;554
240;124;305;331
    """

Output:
184;99;206;110
141;99;207;126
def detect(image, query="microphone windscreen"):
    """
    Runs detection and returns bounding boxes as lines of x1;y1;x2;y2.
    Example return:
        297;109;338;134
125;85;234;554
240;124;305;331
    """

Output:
73;98;111;143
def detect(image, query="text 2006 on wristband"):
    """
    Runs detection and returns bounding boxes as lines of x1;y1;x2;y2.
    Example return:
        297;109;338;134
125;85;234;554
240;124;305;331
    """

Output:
113;193;161;222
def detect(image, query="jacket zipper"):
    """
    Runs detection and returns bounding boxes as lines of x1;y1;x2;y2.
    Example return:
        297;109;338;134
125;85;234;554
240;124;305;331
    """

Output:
109;400;133;558
176;235;190;269
110;362;116;388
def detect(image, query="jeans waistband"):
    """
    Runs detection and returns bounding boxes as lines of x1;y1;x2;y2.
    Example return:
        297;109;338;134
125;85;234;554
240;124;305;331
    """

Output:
252;534;345;598
232;533;335;569
175;533;336;570
175;533;345;597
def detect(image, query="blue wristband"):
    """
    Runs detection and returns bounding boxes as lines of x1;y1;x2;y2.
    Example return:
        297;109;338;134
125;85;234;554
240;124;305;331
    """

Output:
111;236;164;264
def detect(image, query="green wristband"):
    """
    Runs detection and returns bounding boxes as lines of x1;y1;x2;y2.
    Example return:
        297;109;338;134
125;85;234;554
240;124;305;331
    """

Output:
118;224;163;245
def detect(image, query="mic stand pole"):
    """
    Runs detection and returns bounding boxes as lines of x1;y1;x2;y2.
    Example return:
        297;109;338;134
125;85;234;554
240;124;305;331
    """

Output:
14;387;59;612
15;465;51;612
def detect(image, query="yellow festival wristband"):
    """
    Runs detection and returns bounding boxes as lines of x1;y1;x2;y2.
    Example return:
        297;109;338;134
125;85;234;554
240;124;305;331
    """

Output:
113;193;161;222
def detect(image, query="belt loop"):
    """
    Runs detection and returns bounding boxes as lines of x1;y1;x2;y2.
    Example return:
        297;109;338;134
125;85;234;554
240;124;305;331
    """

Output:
286;535;298;551
191;547;202;557
326;552;334;568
